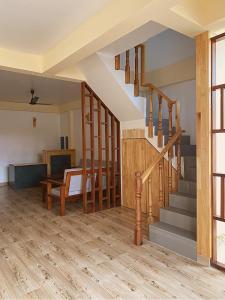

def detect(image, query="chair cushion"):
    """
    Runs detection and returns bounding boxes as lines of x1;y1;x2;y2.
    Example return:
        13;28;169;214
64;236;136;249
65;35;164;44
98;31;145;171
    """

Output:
63;168;95;197
51;187;60;197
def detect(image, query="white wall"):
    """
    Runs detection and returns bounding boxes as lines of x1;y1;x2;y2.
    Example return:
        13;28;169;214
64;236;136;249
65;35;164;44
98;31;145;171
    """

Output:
161;80;196;144
60;111;70;137
0;110;60;183
120;29;195;72
146;29;195;71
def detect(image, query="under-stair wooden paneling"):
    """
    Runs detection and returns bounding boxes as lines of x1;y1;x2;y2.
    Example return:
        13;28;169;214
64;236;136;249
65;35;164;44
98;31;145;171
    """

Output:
122;137;176;218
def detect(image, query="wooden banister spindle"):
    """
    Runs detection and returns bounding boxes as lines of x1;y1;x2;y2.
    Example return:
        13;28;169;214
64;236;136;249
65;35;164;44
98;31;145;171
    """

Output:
159;160;164;207
176;101;181;131
168;102;173;192
168;103;173;141
148;87;153;138
125;50;130;84
134;46;139;97
168;146;173;193
147;175;154;224
134;172;143;246
177;136;181;182
158;95;163;147
115;55;120;70
175;101;181;185
140;45;145;86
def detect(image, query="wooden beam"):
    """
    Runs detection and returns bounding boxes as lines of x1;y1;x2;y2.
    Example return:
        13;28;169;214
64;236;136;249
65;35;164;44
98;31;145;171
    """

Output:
98;100;103;210
116;121;121;206
81;82;87;213
90;92;95;212
196;31;212;264
105;108;110;208
111;115;116;207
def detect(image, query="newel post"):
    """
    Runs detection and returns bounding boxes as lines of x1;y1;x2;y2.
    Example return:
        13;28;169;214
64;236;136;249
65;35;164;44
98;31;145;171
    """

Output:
134;171;143;246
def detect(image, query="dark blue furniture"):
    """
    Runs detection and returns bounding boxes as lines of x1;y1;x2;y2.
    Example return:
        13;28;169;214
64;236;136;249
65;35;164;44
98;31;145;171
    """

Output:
9;163;47;189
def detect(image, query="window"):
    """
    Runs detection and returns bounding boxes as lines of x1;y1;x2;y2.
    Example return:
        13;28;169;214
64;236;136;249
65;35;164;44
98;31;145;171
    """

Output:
211;33;225;269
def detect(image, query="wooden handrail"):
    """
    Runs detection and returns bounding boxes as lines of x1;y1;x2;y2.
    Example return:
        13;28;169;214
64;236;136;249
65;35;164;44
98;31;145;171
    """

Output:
143;83;176;104
141;128;182;184
134;128;182;246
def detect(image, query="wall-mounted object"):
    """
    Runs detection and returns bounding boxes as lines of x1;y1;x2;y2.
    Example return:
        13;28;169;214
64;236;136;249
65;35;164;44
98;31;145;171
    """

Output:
60;136;64;150
32;117;37;128
65;136;69;149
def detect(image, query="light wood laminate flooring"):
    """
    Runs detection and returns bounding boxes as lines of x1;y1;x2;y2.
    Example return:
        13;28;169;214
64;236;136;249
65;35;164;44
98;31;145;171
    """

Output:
0;186;224;299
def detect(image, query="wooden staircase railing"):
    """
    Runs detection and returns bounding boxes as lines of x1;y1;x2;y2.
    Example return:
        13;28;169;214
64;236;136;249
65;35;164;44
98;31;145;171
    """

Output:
135;129;182;245
115;44;182;245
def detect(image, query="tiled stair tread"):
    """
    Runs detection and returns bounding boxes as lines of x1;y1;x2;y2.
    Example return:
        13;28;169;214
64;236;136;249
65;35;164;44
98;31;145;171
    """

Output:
161;206;196;218
150;222;196;241
170;191;196;199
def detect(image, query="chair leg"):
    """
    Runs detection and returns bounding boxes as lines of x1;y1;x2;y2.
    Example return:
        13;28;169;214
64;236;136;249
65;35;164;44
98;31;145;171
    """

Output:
60;195;65;216
47;182;52;210
47;194;52;210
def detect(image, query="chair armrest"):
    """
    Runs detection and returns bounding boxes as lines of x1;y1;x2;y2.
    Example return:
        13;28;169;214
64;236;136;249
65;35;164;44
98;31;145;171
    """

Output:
47;179;65;186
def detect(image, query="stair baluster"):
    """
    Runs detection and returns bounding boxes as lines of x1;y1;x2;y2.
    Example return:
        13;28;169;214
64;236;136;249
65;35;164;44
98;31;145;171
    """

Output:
148;87;153;138
168;146;173;193
140;44;145;86
176;101;181;184
115;55;120;70
125;50;130;84
158;95;163;147
159;159;164;207
177;137;181;181
147;175;154;224
134;171;143;246
134;46;139;96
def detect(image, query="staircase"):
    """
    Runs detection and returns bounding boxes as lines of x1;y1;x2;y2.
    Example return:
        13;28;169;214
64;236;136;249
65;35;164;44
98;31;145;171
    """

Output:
115;44;197;260
150;130;197;260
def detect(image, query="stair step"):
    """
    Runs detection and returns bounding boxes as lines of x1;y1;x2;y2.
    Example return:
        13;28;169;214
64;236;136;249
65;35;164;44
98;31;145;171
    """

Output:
181;145;196;156
184;166;196;181
178;180;196;196
149;222;197;261
160;207;196;233
169;192;196;213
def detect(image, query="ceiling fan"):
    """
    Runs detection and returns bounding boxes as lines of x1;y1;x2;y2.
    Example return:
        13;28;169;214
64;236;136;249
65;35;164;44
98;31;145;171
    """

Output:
29;89;51;105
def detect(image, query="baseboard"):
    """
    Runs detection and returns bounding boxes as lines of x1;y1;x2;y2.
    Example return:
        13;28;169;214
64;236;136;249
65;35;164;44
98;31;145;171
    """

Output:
197;255;211;267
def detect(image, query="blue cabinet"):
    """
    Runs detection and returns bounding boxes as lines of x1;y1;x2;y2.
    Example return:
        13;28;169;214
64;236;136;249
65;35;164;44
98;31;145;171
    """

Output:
9;163;47;189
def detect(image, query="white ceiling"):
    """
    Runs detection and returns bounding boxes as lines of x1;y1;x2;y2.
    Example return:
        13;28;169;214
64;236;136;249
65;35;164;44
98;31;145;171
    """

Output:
0;70;81;104
0;0;111;54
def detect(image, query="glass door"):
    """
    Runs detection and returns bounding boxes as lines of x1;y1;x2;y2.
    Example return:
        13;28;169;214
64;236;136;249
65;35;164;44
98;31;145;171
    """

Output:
211;33;225;269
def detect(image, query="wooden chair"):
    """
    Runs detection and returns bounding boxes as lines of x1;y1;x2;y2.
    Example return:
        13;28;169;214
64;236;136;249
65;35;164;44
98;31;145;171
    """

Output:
46;168;94;216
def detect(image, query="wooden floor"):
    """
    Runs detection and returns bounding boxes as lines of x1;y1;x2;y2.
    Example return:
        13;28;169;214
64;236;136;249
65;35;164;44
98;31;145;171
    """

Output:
0;187;224;299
